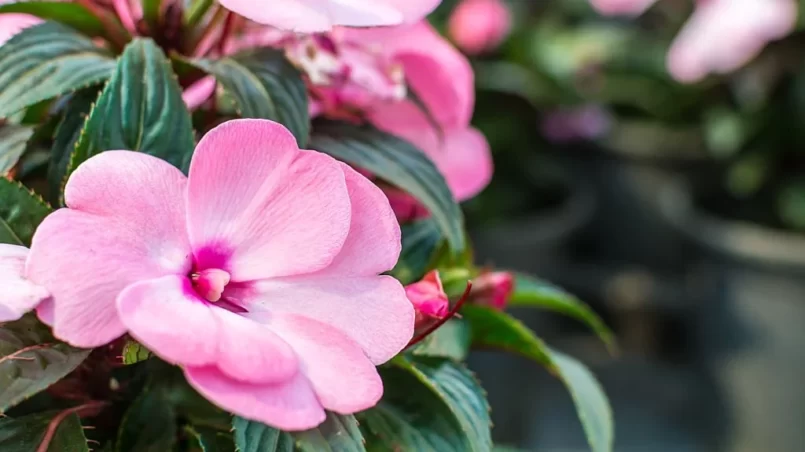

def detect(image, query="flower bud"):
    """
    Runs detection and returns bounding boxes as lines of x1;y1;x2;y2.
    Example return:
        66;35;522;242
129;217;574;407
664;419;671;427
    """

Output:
405;271;450;329
448;0;512;55
471;271;514;310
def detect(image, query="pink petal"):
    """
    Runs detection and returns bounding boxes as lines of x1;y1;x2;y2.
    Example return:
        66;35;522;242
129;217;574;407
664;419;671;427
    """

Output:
117;275;299;384
448;0;512;55
355;22;474;129
265;313;383;414
27;152;191;347
0;244;49;322
372;102;492;201
186;119;352;281
381;0;441;22
229;275;413;365
182;76;216;111
185;365;325;431
0;14;42;47
36;298;54;326
217;0;402;32
322;163;401;276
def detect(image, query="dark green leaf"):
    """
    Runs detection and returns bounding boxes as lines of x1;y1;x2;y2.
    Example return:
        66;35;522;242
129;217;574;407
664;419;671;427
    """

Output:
463;306;614;452
509;274;617;353
390;218;442;284
232;416;294;452
0;3;104;36
187;49;309;146
0;22;114;117
296;413;365;452
410;319;471;361
0;124;34;175
68;38;195;176
48;89;98;205
185;425;235;452
310;121;465;253
360;358;491;451
0;178;51;245
0;316;91;413
117;386;177;452
0;410;89;452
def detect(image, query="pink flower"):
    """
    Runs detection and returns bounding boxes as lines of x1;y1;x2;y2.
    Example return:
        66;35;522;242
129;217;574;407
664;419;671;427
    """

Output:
589;0;657;16
470;271;514;310
217;0;441;32
667;0;797;83
448;0;512;55
0;244;49;322
25;119;414;430
405;271;449;328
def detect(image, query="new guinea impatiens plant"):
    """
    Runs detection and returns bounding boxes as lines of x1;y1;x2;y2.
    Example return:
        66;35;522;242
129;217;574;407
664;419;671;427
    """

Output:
0;1;615;451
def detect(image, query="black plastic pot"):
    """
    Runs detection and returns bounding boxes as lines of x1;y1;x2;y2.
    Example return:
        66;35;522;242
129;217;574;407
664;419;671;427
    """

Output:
660;180;805;452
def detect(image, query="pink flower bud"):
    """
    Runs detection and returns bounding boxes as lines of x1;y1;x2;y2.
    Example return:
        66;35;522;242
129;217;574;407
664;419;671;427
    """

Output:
471;272;514;310
448;0;512;55
405;271;450;327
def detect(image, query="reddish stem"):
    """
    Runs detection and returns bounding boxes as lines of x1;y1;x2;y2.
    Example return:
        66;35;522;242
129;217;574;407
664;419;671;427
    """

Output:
407;281;473;348
36;401;108;452
76;0;129;50
0;344;53;366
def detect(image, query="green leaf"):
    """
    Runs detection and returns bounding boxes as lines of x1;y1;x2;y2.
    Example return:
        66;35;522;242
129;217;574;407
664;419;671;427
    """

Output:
509;274;617;353
390;218;443;285
185;425;235;452
359;358;491;451
0;410;89;452
410;319;471;361
0;178;51;245
0;316;91;413
0;2;104;36
296;413;365;452
187;49;309;146
310;121;465;253
233;413;365;452
549;349;614;452
68;38;195;176
142;0;162;31
463;306;614;452
0;124;34;175
0;22;114;117
232;416;294;452
48;89;98;205
117;386;177;452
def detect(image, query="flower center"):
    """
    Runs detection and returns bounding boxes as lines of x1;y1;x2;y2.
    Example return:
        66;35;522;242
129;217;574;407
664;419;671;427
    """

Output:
191;269;231;302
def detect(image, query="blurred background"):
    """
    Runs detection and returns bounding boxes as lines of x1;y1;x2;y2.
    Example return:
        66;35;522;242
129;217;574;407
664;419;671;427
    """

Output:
429;0;805;451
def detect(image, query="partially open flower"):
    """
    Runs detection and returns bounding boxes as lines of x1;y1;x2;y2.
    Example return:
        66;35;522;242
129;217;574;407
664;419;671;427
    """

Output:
471;271;514;310
24;119;414;430
405;270;450;329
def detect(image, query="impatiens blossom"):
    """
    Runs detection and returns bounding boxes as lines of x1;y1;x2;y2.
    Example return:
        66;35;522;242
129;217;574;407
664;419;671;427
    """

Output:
405;271;449;329
589;0;657;16
470;271;514;310
24;119;414;430
217;0;441;32
0;245;49;322
448;0;512;55
667;0;797;83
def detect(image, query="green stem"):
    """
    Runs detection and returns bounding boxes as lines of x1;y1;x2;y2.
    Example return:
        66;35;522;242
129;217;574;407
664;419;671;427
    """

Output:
186;0;215;28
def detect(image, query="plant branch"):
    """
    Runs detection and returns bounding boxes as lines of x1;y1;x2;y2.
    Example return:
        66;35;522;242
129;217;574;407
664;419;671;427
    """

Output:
0;344;53;366
36;401;108;452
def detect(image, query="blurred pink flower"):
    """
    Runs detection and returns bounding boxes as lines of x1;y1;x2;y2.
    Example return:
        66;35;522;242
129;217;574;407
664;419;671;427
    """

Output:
667;0;797;83
541;105;612;143
448;0;512;55
589;0;657;16
405;270;450;327
25;119;413;430
471;271;514;310
0;245;50;322
217;0;441;32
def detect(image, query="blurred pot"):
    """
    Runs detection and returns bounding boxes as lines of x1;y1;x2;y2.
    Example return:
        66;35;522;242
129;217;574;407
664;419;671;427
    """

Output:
660;179;805;452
